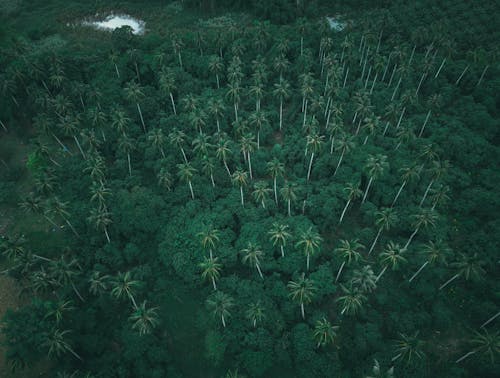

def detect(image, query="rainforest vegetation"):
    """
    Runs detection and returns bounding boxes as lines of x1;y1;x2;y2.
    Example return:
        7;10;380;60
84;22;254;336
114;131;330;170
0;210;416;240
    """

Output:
0;0;499;377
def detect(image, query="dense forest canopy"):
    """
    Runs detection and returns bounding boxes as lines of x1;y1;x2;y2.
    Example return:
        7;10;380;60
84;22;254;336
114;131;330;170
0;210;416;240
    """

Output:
0;0;499;377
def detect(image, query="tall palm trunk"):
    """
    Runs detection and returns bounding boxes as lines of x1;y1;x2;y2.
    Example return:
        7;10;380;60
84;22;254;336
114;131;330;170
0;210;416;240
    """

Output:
392;180;407;207
223;160;231;176
273;177;278;205
439;273;460;290
404;227;420;250
180;147;188;163
418;109;431;137
420;179;434;207
212;276;217;291
339;198;351;224
240;186;244;207
221;314;226;327
188;181;195;200
368;227;383;255
248;153;253;179
301;302;305;319
362;176;374;203
408;261;429;283
481;311;500;328
169;92;177;115
434;58;446;79
335;261;346;283
280;245;285;258
376;265;388;282
279;99;283;130
114;63;120;78
287;199;291;216
127;153;132;177
73;136;86;159
256;263;264;279
334;149;345;176
137;103;146;133
104;226;111;243
307;152;314;181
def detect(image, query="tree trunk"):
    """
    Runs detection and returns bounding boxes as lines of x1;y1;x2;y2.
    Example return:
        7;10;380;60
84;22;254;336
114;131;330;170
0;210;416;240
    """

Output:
339;198;351;224
392;180;407;207
404;227;419;250
221;314;226;327
234;102;238;122
382;55;391;81
391;76;402;101
280;245;284;258
408;261;429;283
481;311;500;328
418;109;431;137
362;176;374;203
127;153;132;177
71;281;85;302
439;273;460;290
287;199;291;216
169;92;177;115
248;153;253;179
223;160;231;176
455;65;469;85
307;152;314;181
212;276;217;291
420;179;434;207
382;121;390;136
188;181;195;200
335;261;346;283
301;302;305;319
137;103;146;133
334;149;345;176
104;226;111;243
395;107;406;130
0;119;8;132
73;136;86;159
376;265;388;282
240;186;244;207
216;73;220;89
476;65;489;87
180;147;188;163
388;65;397;86
256;263;264;279
279;99;283;130
178;52;183;69
303;100;308;127
369;72;378;94
455;351;476;364
415;72;427;96
274;177;278;205
434;58;446;79
114;63;120;79
368;227;383;255
64;218;79;237
306;253;310;271
216;117;220;133
210;174;215;188
134;62;140;83
343;67;349;88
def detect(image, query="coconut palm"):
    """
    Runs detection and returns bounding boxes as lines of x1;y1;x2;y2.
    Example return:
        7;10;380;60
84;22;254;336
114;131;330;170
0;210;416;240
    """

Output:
118;133;135;177
45;300;75;325
90;181;111;210
296;227;322;271
287;273;316;319
49;256;84;302
192;133;213;158
147;128;167;159
88;271;110;296
305;131;324;181
365;359;394;378
392;332;425;364
58;115;86;159
231;169;248;207
333;134;356;176
439;253;486;290
430;184;450;211
197;226;220;259
206;291;234;328
246;301;265;327
42;329;82;361
419;160;450;207
207;97;226;133
456;329;500;363
110;107;131;135
227;82;241;122
368;208;398;255
200;257;222;291
189;108;208;135
336;284;367;316
208;55;224;89
404;208;438;250
362;154;389;203
409;240;449;283
241;242;265;279
249;82;264;113
169;128;189;163
280;182;298;217
351;265;377;293
215;138;233;177
157;167;172;191
313;318;339;348
266;158;285;205
129;301;159;336
339;182;363;224
248;110;268;149
335;239;365;282
392;165;420;207
201;155;216;188
273;78;291;130
177;162;197;200
158;68;177;115
239;134;257;179
87;207;112;243
110;271;140;309
19;193;59;229
268;222;292;258
124;81;146;133
376;242;407;282
46;197;79;237
252;181;272;209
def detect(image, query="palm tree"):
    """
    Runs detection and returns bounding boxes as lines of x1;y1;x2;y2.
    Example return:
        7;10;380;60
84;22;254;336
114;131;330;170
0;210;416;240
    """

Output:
266;158;285;205
392;332;425;364
90;181;111;210
111;271;140;309
362;154;389;203
392;165;420;207
287;273;316;319
339;182;363;224
268;222;292;258
336;284;366;316
376;242;407;282
456;329;500;363
305;132;324;181
333;134;356;176
129;301;159;336
231;169;248;207
207;97;226;133
118;133;135;177
227;82;241;122
171;36;184;68
365;359;394;378
280;182;298;216
158;68;177;115
419;160;450;207
177;162;197;200
241;242;265;279
215;137;233;177
192;133;213;158
87;207;112;243
404;209;438;250
248;110;268;149
45;300;75;325
47;197;79;237
246;301;265;327
110;107;131;135
200;257;222;291
19;193;59;229
335;239;365;282
206;291;234;328
409;241;449;283
124;81;146;133
296;227;322;271
313;318;338;348
368;208;398;255
147;128;167;159
208;55;224;89
252;181;272;209
169;128;189;163
239;134;257;179
88;271;110;296
42;329;82;361
439;253;486;290
189;108;208;135
49;256;84;302
249;83;264;113
273;78;291;130
197;226;220;259
351;265;377;293
157;168;172;191
58;115;86;159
